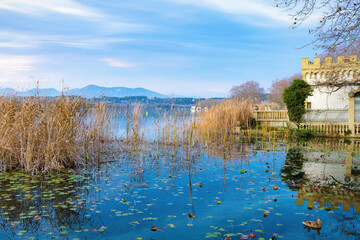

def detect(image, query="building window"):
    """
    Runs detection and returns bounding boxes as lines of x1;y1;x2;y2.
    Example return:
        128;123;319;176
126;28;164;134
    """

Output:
307;102;311;109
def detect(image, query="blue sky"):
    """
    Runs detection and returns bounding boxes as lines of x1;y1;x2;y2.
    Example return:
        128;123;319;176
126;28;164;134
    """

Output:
0;0;317;97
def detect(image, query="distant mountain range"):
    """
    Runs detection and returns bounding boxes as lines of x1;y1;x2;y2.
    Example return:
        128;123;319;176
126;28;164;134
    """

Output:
0;85;168;98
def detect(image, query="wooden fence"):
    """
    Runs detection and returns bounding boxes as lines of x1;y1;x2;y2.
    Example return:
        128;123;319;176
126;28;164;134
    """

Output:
253;110;360;137
253;110;288;122
299;122;351;135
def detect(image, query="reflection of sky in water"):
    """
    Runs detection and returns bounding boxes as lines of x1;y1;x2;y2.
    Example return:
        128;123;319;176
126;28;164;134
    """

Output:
0;141;360;239
110;108;193;141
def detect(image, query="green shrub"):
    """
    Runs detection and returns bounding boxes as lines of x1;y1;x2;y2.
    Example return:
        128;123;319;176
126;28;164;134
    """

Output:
248;118;257;129
283;79;313;127
344;129;352;136
295;129;316;139
280;147;307;190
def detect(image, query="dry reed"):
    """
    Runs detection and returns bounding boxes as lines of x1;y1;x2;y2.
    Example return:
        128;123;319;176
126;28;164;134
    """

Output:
122;99;253;148
160;109;193;146
0;94;111;173
196;98;253;143
126;102;144;143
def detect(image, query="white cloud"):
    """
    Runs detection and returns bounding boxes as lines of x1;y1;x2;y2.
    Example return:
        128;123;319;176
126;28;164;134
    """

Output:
43;36;129;49
167;0;290;23
0;31;130;49
0;0;151;34
99;58;133;68
0;32;37;49
0;55;40;75
0;0;100;18
0;0;163;54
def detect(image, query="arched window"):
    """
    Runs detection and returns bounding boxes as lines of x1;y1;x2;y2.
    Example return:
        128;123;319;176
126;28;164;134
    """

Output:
325;72;331;79
355;91;360;122
338;71;343;78
343;70;347;79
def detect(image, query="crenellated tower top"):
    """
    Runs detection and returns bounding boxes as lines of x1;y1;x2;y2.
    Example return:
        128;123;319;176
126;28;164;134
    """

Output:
302;55;360;82
302;55;359;70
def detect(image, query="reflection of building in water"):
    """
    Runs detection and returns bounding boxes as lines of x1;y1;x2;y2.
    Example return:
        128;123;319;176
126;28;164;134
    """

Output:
296;186;360;213
252;139;360;213
296;140;360;213
302;138;360;153
303;151;360;184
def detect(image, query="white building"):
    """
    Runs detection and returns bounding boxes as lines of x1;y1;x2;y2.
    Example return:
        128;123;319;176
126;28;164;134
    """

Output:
302;55;360;124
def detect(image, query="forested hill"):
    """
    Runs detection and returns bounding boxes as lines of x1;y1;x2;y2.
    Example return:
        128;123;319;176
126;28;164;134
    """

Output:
0;85;167;98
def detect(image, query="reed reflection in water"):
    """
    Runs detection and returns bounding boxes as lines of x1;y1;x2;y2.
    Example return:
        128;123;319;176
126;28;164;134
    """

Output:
0;138;359;239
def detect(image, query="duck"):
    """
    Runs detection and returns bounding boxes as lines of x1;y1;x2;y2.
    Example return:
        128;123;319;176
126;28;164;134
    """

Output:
302;219;322;229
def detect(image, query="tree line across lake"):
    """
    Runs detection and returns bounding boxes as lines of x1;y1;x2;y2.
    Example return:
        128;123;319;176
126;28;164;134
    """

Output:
89;73;302;111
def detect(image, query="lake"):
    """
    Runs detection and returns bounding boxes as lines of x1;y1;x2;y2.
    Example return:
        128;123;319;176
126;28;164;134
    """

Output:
0;136;359;240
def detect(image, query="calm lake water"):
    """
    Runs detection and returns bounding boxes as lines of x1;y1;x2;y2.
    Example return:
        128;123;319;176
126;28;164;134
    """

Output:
112;107;193;141
0;137;360;240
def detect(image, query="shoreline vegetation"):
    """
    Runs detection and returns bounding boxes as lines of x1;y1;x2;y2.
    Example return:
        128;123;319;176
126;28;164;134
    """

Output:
0;92;256;173
0;92;351;173
0;94;111;173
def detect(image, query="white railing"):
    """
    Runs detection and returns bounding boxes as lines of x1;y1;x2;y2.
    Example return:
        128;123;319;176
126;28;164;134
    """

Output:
253;110;288;122
253;109;360;136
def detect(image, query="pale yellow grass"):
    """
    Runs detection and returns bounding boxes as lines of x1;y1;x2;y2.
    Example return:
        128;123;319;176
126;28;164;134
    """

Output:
196;98;253;143
0;94;111;173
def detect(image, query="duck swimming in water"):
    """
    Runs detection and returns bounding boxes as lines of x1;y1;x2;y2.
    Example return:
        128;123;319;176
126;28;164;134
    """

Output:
302;219;322;229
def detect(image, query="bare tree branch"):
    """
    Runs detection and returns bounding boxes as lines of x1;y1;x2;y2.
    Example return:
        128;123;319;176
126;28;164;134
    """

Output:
229;80;265;104
276;0;360;53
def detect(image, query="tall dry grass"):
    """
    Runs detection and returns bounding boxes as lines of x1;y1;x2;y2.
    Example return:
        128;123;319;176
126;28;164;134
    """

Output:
196;98;253;143
160;109;195;146
126;102;144;143
121;99;253;150
160;109;180;145
0;94;111;173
